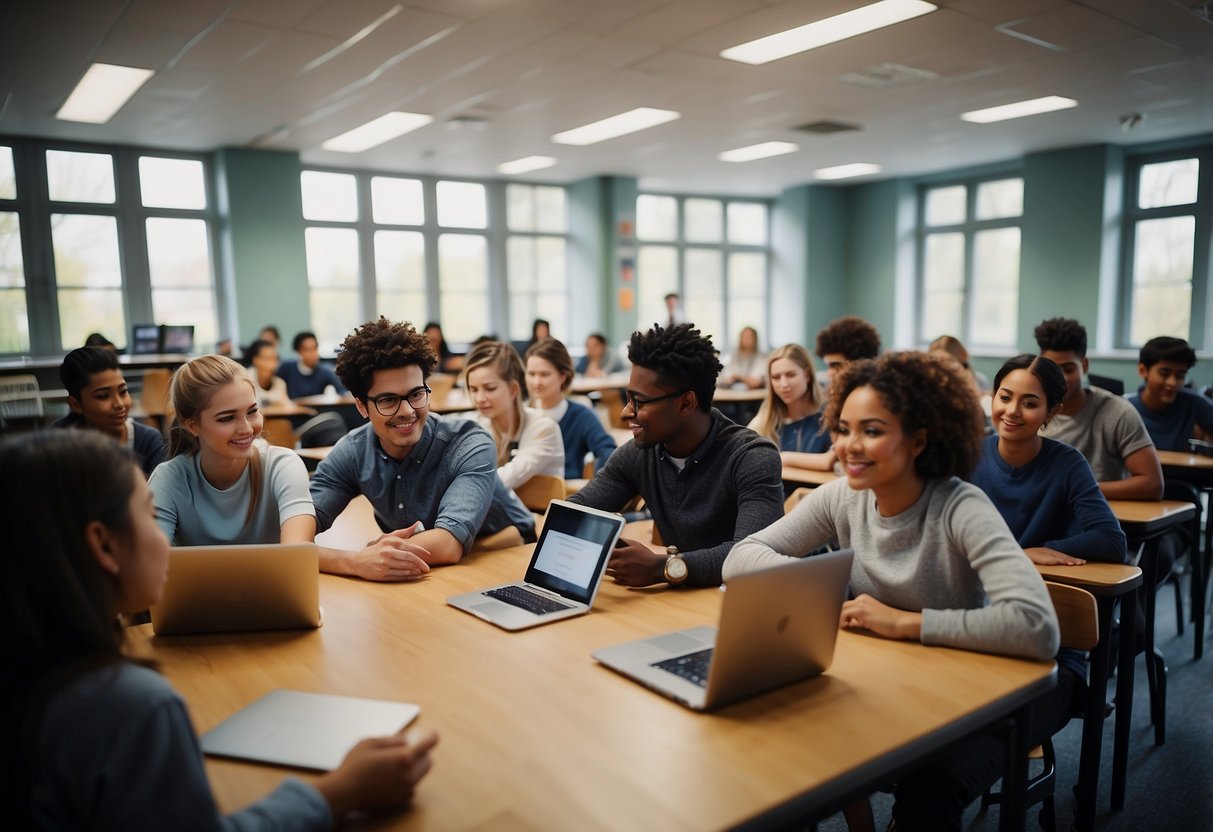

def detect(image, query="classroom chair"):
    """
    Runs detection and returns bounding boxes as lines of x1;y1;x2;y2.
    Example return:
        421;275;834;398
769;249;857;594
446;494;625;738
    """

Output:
139;368;173;428
1160;479;1205;660
0;373;44;429
1087;374;1125;396
427;373;456;407
514;474;566;513
982;582;1099;832
597;388;630;430
784;487;812;514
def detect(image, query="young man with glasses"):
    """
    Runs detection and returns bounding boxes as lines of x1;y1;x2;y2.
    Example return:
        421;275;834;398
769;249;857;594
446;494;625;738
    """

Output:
568;323;784;588
310;317;536;581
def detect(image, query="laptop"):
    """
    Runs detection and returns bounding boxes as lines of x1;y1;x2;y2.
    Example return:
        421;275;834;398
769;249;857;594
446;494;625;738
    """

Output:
446;500;625;631
592;549;854;710
150;543;322;635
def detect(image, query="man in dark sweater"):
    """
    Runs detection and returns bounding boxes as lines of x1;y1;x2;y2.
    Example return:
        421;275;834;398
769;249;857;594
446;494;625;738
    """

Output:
568;323;783;588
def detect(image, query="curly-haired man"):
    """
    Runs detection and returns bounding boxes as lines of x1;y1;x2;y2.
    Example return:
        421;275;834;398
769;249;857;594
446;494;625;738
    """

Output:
568;323;783;588
309;318;535;580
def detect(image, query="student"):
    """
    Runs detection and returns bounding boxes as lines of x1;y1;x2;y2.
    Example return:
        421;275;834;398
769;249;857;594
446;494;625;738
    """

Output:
1035;317;1163;500
244;339;290;406
83;332;118;352
525;337;617;479
526;318;551;351
54;346;166;477
1128;335;1213;451
576;332;625;377
929;333;990;391
310;318;536;579
148;355;315;545
257;324;281;347
748;344;835;472
723;351;1059;832
568;323;784;588
663;292;684;328
463;340;564;490
423;321;463;372
1;430;437;830
973;353;1127;563
718;326;766;389
814;315;881;379
277;330;347;398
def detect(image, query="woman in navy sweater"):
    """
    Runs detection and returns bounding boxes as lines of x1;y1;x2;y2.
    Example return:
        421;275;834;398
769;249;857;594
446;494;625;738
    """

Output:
971;353;1126;566
525;338;617;479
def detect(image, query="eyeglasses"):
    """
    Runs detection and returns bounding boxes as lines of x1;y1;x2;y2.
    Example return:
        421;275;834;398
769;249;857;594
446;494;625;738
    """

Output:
366;386;431;416
624;389;688;410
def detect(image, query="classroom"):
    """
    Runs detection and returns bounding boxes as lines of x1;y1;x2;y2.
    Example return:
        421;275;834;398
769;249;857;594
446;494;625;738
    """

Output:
2;1;1211;831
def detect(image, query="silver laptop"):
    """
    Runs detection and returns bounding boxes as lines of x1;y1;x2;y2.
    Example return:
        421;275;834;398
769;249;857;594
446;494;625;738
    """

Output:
592;549;854;710
150;543;322;635
447;500;625;631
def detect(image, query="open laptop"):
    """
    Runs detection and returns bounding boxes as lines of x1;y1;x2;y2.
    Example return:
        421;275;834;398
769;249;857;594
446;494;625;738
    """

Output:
592;549;854;710
447;500;625;631
150;543;322;635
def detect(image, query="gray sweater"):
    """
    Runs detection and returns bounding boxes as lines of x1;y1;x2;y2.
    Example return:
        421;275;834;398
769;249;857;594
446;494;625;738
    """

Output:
569;409;784;586
723;477;1059;660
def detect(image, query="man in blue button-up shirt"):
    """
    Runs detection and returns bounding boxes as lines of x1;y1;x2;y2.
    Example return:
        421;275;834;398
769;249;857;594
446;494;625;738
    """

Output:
310;318;535;581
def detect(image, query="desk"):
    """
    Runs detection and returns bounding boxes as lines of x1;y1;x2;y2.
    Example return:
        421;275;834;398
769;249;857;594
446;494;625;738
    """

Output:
782;467;838;488
1107;499;1195;751
133;548;1054;830
712;387;767;404
570;374;629;394
1155;450;1210;659
1035;563;1142;831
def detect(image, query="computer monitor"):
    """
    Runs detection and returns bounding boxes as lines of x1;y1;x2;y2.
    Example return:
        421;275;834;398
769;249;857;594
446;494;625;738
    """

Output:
130;325;162;355
161;324;194;354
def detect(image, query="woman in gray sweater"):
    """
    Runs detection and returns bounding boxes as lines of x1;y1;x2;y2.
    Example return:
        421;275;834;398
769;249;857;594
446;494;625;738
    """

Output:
724;351;1059;832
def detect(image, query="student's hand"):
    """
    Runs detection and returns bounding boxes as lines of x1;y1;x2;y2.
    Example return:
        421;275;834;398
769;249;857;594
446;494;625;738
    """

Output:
1024;547;1086;566
355;527;432;581
606;538;667;586
315;727;439;817
840;595;921;641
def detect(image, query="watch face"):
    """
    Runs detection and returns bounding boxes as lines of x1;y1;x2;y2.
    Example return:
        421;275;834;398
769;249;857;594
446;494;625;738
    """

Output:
666;557;688;581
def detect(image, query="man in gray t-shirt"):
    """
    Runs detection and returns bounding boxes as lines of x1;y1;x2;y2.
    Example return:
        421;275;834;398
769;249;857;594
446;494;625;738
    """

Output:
1035;317;1162;501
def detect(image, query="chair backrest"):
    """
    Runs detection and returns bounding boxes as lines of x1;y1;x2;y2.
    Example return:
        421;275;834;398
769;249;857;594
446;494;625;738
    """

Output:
1087;373;1124;396
261;417;297;448
0;374;44;420
784;487;812;514
428;373;456;406
1045;582;1099;651
596;388;629;429
140;368;173;417
514;474;566;513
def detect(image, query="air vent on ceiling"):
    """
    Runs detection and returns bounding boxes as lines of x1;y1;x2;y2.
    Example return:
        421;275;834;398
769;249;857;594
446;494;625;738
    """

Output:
839;62;940;89
793;120;861;135
446;115;488;130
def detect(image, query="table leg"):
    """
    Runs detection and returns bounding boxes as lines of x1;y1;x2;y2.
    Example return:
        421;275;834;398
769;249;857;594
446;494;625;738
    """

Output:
1194;517;1206;660
998;704;1033;832
1140;539;1166;746
1111;589;1138;812
1075;596;1115;831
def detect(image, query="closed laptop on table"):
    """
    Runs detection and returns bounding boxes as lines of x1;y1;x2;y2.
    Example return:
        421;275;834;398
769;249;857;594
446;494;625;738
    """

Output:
447;499;625;631
150;543;322;635
592;549;853;710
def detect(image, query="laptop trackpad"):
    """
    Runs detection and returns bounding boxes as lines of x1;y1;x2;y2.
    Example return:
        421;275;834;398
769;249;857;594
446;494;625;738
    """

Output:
471;603;504;617
648;632;709;653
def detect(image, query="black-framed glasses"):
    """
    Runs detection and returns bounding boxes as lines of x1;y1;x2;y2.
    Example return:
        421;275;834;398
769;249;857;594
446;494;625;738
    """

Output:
624;389;688;410
367;386;431;416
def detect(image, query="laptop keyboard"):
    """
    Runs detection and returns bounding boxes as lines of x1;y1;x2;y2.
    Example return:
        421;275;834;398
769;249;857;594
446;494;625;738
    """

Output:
653;648;714;688
484;585;573;616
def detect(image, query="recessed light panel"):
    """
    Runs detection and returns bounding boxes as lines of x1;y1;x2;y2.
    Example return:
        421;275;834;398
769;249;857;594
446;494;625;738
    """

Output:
719;142;799;163
497;156;558;175
551;108;680;146
56;63;155;124
960;96;1078;124
321;112;433;153
815;162;881;180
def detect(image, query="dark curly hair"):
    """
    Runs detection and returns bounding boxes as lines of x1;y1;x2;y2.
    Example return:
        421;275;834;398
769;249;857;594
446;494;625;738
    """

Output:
628;323;722;414
824;351;985;480
993;354;1067;412
815;316;881;361
1034;317;1087;358
334;317;437;401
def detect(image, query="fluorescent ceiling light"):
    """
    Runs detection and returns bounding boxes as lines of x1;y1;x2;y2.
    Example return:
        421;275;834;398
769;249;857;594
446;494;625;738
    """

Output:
321;112;433;152
721;0;937;65
719;141;799;163
56;63;155;124
960;95;1078;124
497;156;558;175
552;108;680;146
815;162;881;180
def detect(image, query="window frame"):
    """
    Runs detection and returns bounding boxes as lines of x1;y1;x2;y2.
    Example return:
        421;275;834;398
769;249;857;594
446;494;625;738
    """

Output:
915;173;1024;349
1117;147;1212;350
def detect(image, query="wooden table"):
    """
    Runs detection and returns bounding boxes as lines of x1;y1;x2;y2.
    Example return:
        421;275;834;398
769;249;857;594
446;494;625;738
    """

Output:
1154;449;1210;659
782;467;838;487
1035;562;1143;831
570;374;629;394
132;547;1054;831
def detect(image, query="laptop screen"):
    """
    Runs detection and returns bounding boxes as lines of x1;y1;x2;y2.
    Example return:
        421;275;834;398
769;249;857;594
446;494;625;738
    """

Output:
524;501;623;604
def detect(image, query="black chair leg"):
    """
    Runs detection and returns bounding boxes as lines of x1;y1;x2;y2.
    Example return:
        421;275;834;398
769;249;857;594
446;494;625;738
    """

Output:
1173;571;1185;636
1151;647;1167;746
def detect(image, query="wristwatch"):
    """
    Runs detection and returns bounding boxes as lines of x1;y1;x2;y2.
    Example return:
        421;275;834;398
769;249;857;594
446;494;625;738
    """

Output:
663;545;688;586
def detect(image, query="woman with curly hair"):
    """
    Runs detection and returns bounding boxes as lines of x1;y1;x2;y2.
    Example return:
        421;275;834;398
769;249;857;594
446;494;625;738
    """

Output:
748;343;835;472
724;351;1059;832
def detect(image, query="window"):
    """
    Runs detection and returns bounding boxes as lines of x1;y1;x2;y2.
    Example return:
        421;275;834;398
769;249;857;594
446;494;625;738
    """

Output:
301;171;568;351
918;176;1023;348
1121;153;1210;347
0;145;29;352
635;194;771;345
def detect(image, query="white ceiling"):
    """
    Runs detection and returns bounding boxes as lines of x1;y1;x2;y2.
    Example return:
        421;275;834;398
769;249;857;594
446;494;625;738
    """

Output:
2;0;1211;196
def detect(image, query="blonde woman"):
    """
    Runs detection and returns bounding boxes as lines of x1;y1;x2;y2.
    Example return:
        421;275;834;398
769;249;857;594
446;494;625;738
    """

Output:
148;355;314;545
463;341;564;491
748;344;836;472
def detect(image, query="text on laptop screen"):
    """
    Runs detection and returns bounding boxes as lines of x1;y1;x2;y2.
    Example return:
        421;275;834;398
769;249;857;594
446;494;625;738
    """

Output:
532;530;600;589
525;504;620;603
